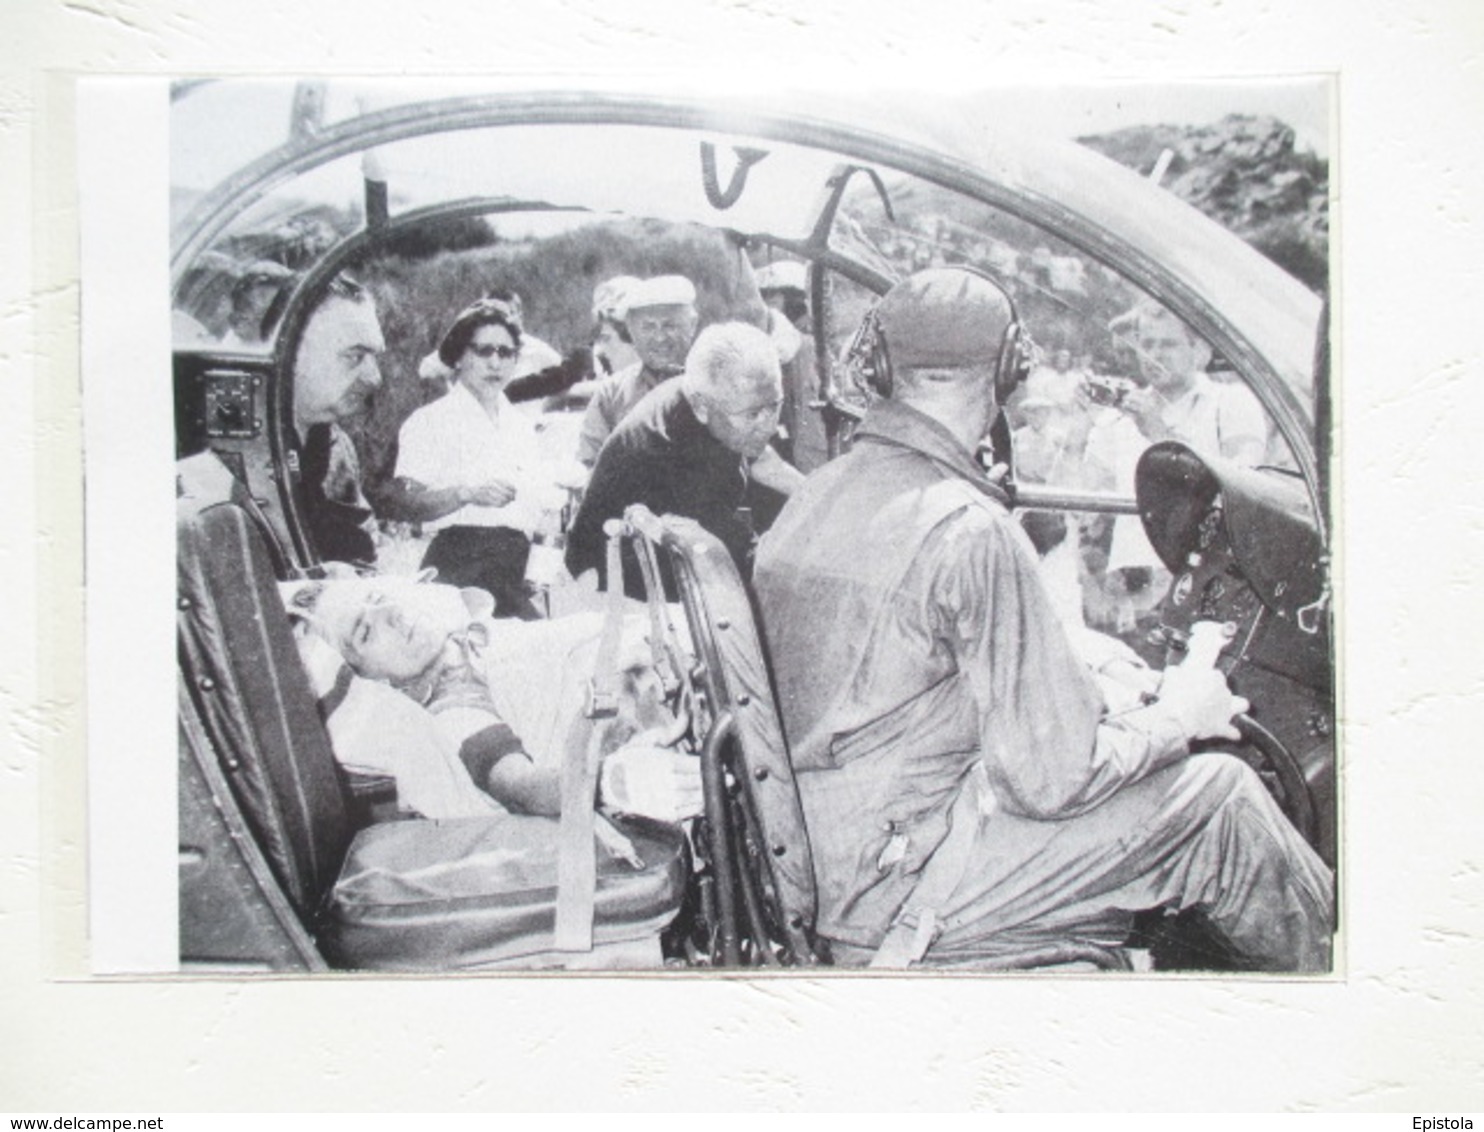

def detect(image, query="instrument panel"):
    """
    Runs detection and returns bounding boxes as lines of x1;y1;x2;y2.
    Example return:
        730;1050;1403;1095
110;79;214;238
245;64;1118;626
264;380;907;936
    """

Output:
1136;442;1330;692
1136;442;1336;864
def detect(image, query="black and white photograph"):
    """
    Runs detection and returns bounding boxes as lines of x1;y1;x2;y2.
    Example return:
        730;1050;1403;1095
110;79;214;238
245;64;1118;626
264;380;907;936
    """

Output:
8;0;1483;1114
166;77;1336;976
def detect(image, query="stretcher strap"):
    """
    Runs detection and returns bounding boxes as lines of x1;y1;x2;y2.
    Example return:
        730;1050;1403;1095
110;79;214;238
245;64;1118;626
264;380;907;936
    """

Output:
870;769;988;968
553;524;627;952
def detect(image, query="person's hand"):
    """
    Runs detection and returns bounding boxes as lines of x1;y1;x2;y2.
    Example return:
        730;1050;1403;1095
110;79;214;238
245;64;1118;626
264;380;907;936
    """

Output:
1119;387;1168;438
1071;379;1100;413
461;479;518;508
599;744;704;823
1156;661;1249;742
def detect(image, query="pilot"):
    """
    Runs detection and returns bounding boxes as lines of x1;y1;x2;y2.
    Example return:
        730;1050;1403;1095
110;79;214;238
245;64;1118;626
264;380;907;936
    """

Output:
574;274;701;467
290;274;386;566
565;321;804;597
752;267;1334;971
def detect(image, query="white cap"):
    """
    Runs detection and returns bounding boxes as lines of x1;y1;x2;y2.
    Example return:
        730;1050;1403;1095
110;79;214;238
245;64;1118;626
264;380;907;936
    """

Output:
627;275;696;311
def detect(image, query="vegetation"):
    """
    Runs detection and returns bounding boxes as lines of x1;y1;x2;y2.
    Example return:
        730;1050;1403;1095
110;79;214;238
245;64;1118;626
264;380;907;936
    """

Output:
1080;114;1329;294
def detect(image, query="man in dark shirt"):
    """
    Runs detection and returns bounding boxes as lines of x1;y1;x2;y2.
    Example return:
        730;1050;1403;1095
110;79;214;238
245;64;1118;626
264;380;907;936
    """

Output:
565;321;801;597
291;275;386;565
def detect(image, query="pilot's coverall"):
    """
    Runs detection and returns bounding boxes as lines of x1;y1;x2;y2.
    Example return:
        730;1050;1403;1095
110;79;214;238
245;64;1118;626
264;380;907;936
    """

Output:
753;399;1333;969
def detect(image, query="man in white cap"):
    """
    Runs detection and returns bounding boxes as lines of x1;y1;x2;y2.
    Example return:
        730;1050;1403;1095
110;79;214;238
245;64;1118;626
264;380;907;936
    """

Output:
754;267;1333;971
575;274;699;466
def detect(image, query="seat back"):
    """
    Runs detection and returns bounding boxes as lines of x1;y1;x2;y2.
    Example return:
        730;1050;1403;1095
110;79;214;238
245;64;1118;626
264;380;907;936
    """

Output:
177;493;356;941
621;506;822;966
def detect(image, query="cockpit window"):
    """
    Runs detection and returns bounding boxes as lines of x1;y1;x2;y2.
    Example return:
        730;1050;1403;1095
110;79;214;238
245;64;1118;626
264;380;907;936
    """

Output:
830;168;1303;474
826;168;1306;653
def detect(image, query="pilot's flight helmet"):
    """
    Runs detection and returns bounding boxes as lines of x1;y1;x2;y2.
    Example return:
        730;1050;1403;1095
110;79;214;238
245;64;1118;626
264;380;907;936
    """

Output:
848;267;1030;403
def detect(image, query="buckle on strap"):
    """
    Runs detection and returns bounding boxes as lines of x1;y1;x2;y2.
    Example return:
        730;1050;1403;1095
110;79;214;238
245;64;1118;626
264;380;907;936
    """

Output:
870;910;940;968
586;679;619;720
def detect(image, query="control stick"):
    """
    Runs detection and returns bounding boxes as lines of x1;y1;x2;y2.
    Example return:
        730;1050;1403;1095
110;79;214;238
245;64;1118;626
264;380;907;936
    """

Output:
1177;621;1318;847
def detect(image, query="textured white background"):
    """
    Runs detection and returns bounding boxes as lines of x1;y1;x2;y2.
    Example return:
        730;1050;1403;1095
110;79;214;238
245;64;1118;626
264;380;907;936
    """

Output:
4;0;1482;1112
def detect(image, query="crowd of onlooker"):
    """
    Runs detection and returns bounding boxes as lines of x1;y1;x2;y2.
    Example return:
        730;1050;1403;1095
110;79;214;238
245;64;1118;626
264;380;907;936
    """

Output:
177;249;834;617
175;213;1281;649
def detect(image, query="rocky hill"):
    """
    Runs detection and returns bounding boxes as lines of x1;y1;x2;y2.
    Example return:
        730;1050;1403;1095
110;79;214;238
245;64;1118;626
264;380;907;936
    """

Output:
1080;115;1329;293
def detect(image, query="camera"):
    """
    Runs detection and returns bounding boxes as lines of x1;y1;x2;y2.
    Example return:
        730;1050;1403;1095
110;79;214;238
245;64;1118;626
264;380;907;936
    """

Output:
1082;373;1139;408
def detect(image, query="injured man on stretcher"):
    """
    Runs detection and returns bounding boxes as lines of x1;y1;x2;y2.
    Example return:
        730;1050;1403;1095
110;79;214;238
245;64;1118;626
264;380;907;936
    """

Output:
282;576;702;825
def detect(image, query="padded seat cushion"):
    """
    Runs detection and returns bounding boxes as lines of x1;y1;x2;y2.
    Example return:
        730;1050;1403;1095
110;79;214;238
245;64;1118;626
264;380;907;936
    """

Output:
323;813;688;970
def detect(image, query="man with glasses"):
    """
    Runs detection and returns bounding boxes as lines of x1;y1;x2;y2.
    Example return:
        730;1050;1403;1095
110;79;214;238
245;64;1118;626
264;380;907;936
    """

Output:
565;321;803;598
575;275;701;467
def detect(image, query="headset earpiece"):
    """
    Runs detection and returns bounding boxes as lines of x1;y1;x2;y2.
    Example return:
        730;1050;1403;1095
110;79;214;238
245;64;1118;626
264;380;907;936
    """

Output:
996;322;1033;405
851;267;1026;403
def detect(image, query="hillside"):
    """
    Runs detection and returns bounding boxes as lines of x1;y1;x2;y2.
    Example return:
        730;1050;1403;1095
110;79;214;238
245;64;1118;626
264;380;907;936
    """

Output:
1080;114;1329;293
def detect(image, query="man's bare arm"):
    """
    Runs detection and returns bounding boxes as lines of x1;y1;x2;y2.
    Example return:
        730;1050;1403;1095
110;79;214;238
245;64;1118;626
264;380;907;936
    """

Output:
751;446;806;495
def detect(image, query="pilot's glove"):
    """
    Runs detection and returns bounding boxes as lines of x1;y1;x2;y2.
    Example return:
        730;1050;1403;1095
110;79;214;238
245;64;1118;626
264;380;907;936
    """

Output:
1156;661;1249;743
598;744;704;824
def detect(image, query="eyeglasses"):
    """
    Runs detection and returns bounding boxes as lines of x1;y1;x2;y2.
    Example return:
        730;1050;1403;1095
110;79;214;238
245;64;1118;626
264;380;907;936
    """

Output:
469;342;519;360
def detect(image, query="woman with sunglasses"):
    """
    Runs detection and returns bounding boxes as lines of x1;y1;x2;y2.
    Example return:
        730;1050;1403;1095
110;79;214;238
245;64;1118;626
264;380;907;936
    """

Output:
390;300;573;618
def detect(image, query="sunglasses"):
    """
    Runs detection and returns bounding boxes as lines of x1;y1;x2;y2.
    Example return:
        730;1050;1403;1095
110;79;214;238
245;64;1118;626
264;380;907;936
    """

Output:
468;342;518;360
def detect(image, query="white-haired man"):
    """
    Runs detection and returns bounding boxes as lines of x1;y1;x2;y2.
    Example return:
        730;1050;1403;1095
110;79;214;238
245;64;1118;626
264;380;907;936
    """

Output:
566;321;803;597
